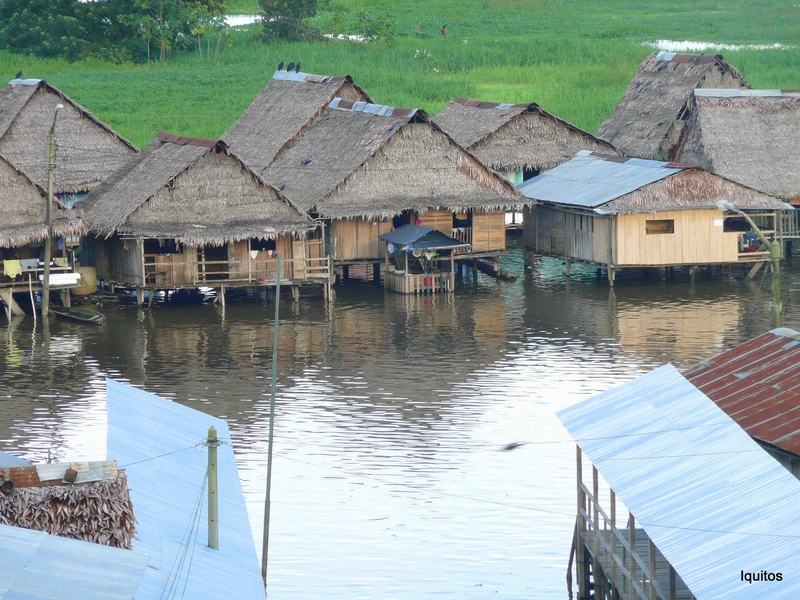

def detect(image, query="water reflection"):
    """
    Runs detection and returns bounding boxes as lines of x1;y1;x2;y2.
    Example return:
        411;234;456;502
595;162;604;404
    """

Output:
1;237;798;598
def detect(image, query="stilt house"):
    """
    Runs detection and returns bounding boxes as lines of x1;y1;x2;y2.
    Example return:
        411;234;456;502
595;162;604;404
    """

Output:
433;97;618;185
559;364;800;600
80;132;325;303
520;151;789;285
675;89;800;239
0;78;135;311
223;70;373;172
684;327;800;479
597;52;749;160
262;99;521;267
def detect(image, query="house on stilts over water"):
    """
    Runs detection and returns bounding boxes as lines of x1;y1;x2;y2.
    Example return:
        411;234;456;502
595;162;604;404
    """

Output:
0;78;136;317
559;364;800;600
674;89;800;246
596;52;749;160
519;151;790;285
79;132;327;305
261;98;522;290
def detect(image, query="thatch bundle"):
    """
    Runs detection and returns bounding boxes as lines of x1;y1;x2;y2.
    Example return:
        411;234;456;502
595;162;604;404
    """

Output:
604;169;787;214
263;100;522;220
82;133;311;246
0;80;136;194
677;91;800;201
0;153;85;247
596;52;748;160
434;97;618;172
0;471;135;549
223;71;373;172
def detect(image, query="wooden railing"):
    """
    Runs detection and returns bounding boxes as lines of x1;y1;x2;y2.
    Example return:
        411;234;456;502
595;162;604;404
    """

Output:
451;228;472;254
144;255;331;286
384;269;452;294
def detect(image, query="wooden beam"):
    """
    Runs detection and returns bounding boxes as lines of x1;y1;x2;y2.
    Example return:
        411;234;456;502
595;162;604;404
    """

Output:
0;289;25;318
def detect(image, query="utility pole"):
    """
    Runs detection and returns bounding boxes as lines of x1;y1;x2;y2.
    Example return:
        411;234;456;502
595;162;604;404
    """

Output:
207;425;219;550
42;104;63;317
718;200;782;327
262;254;281;588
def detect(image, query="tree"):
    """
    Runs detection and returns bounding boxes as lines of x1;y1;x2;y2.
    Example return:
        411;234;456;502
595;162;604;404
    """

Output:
258;0;328;41
0;0;88;61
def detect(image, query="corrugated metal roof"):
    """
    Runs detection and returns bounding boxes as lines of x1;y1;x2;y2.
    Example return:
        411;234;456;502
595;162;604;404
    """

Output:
105;379;266;600
558;364;800;600
0;523;148;600
329;97;418;118
0;451;30;468
517;150;683;208
695;88;800;98
684;327;800;456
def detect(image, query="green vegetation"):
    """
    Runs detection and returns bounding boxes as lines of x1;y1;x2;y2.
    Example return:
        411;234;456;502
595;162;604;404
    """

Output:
3;0;798;148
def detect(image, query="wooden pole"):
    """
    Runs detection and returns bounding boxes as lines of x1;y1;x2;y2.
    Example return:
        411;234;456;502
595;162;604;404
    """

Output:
610;489;617;583
207;425;219;550
576;445;586;599
42;105;62;317
628;513;636;596
649;539;656;600
262;254;281;588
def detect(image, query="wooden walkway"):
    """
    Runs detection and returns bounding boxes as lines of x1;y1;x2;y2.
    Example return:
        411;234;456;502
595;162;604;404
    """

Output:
581;528;694;600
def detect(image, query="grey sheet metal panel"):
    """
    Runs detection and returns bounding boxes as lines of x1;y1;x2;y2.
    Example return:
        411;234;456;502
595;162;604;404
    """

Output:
0;451;30;468
105;379;266;600
695;88;800;98
517;150;682;209
0;523;148;600
558;364;800;600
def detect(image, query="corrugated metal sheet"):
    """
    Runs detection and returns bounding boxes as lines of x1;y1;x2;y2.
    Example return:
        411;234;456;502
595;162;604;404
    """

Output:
517;150;682;208
695;89;800;98
684;327;800;456
558;364;800;600
35;460;118;484
0;523;148;600
0;451;30;468
105;379;266;600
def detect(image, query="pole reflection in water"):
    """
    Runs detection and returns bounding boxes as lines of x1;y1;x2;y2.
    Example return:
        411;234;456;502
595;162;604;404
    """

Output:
1;239;799;598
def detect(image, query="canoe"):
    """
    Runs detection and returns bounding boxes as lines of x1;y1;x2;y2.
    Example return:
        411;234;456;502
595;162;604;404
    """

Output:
51;307;107;325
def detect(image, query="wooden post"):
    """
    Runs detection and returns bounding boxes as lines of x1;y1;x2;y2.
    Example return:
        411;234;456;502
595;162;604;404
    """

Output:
343;264;350;283
688;265;696;282
565;257;571;277
628;513;636;596
669;564;676;600
592;466;599;558
207;425;219;550
649;539;656;600
42;106;61;317
136;287;144;306
0;289;25;318
449;253;455;291
608;267;616;287
577;445;586;600
610;489;617;583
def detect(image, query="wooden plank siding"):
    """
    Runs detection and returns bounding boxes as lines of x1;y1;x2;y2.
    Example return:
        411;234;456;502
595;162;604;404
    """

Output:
331;218;393;261
472;211;506;252
418;209;453;234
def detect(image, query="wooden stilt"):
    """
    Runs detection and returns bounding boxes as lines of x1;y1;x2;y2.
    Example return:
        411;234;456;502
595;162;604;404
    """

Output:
136;287;144;306
577;445;586;600
372;263;380;283
148;288;155;308
0;289;25;318
291;286;300;302
219;285;225;307
608;268;616;287
746;261;765;279
342;265;350;283
565;257;571;277
688;266;696;282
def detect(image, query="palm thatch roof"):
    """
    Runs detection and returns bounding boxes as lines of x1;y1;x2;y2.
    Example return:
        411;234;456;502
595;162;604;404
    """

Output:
262;99;523;220
0;152;84;248
81;132;312;246
433;97;618;172
0;462;135;549
519;150;787;215
676;89;800;202
596;52;749;160
0;79;137;194
223;70;373;172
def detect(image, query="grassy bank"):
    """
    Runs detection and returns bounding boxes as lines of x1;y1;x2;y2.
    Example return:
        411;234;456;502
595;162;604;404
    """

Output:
4;0;798;148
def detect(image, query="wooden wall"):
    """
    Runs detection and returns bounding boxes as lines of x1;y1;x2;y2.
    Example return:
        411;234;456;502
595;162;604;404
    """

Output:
418;209;453;234
472;210;506;252
615;209;739;266
105;236;144;286
331;218;392;261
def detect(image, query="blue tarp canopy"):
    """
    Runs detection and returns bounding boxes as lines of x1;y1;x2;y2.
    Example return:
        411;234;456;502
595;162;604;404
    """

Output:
379;224;468;250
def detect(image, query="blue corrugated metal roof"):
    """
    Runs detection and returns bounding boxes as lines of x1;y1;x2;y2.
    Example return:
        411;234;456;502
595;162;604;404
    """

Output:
0;523;148;600
517;150;683;209
105;379;266;600
0;451;30;468
558;365;800;600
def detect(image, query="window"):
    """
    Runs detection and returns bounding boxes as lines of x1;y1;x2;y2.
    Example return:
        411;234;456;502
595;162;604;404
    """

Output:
646;219;674;235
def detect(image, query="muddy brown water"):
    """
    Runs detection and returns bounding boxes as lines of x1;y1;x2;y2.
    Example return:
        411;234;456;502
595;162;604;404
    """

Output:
2;236;797;598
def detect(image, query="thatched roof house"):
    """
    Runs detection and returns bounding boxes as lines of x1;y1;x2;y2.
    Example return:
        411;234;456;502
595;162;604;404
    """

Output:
223;70;373;172
433;97;618;182
265;98;520;219
83;132;310;245
676;89;800;203
0;78;136;196
0;154;84;248
596;52;749;160
520;150;789;284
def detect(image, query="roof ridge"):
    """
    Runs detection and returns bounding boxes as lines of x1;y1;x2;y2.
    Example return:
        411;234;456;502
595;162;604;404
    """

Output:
453;96;530;110
156;130;220;148
329;98;418;118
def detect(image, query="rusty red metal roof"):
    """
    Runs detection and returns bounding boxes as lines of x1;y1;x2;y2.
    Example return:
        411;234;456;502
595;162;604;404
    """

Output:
684;328;800;456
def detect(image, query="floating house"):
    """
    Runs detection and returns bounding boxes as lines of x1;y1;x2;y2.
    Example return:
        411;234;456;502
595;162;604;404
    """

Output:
106;379;266;600
675;89;800;242
80;132;326;304
684;327;800;478
596;52;749;160
262;99;521;272
520;151;789;285
223;70;373;172
0;78;135;312
433;97;618;185
559;364;800;600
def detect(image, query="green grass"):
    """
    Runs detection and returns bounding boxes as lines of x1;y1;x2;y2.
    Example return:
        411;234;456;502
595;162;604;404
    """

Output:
4;0;799;148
